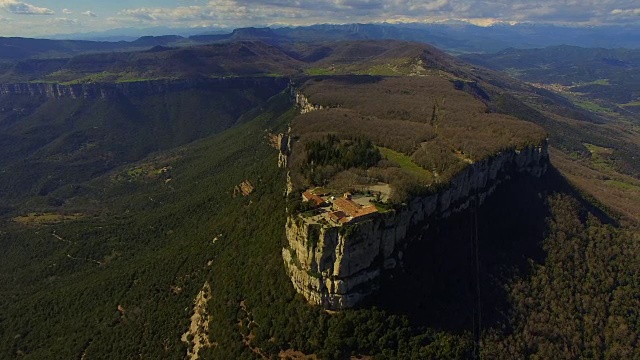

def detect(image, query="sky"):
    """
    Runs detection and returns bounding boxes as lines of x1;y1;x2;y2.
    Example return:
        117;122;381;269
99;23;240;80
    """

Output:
0;0;638;37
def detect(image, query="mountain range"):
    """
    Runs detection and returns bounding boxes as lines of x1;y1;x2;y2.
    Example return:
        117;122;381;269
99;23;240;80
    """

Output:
3;22;640;63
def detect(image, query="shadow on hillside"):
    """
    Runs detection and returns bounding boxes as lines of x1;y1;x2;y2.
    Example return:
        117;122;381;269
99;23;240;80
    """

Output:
362;165;616;333
299;74;385;85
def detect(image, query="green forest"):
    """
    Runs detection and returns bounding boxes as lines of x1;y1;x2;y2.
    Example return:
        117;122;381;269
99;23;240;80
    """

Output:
0;36;639;360
302;135;381;185
1;89;638;359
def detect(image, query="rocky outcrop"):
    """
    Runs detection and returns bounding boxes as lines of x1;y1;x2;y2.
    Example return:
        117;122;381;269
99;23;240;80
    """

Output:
283;142;549;310
295;91;324;114
234;180;255;197
268;128;291;169
273;130;291;169
0;77;289;100
181;282;214;359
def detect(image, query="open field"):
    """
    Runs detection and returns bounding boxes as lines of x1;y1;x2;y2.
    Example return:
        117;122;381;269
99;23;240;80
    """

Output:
12;212;85;225
377;146;434;182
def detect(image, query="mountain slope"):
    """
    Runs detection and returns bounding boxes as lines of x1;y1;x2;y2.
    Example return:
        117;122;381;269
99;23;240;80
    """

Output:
459;45;640;220
461;45;640;105
0;39;638;359
0;92;296;359
0;77;288;210
0;41;304;83
1;90;636;359
1;38;638;218
0;35;189;61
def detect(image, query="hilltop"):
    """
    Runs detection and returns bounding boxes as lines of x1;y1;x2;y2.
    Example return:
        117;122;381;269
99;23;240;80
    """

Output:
289;75;545;200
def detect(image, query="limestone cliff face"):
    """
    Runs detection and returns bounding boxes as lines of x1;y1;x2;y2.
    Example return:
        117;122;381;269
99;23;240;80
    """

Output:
295;91;324;114
275;129;291;169
0;77;289;100
283;143;549;310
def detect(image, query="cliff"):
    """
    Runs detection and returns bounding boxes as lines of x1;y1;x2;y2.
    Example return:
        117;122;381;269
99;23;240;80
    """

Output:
295;91;325;114
282;143;549;310
272;130;291;169
0;77;289;100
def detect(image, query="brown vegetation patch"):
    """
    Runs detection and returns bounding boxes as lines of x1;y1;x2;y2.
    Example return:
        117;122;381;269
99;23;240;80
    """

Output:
279;349;319;359
13;212;84;226
290;76;546;201
293;108;436;154
300;76;483;122
234;180;255;197
297;76;545;158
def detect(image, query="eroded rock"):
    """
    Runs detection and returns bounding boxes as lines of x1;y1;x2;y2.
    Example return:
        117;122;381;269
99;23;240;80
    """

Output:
283;143;549;310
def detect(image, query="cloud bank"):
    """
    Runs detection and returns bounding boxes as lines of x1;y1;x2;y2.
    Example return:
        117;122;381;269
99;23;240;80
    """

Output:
0;0;53;15
0;0;639;38
49;17;80;25
113;0;640;27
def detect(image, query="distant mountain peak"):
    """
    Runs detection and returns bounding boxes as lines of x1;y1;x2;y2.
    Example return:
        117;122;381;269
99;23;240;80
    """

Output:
231;27;280;38
434;18;520;27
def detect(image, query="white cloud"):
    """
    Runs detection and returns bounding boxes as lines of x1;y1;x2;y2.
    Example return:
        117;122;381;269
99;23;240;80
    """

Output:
0;0;635;39
119;6;214;22
610;8;640;16
111;0;640;27
81;10;97;17
48;17;80;25
0;0;53;15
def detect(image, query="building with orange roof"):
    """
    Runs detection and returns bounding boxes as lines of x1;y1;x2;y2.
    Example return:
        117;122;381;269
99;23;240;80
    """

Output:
332;194;378;223
302;190;326;207
328;211;347;224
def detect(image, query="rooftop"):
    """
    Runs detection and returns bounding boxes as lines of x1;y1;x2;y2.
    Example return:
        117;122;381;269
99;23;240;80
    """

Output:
299;190;380;226
332;196;378;220
302;190;326;207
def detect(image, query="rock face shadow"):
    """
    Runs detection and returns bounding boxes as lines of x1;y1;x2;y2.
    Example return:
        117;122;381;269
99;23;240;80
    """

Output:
363;167;592;332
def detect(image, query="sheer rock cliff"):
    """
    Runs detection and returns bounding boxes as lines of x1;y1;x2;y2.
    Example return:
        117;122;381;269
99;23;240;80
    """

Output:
282;143;549;310
0;77;289;100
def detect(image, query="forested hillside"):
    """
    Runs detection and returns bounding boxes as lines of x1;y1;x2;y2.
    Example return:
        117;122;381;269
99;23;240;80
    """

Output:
0;38;638;359
0;77;287;210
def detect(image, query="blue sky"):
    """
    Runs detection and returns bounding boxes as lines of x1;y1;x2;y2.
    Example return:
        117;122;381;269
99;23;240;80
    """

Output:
0;0;639;37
